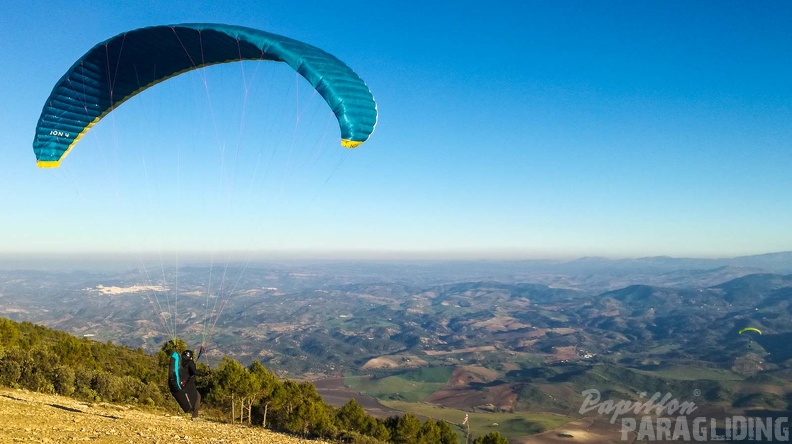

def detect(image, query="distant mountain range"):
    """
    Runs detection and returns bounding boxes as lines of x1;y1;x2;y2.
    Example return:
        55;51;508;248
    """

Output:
549;251;792;273
2;251;792;274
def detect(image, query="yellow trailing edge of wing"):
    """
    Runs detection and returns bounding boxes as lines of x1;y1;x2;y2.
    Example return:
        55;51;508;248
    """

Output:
341;139;364;148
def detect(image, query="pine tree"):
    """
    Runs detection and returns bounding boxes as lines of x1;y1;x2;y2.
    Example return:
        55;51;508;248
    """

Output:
337;399;368;433
0;318;20;347
417;419;441;443
209;356;253;422
247;360;277;425
473;431;509;444
387;413;421;444
436;420;460;444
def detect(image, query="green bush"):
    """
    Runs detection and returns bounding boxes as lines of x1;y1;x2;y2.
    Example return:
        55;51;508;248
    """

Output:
53;364;76;396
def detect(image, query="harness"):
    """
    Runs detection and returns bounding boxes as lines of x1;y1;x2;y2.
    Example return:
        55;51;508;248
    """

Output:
169;351;182;392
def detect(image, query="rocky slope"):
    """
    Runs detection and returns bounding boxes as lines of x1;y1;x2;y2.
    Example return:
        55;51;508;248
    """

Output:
0;387;327;443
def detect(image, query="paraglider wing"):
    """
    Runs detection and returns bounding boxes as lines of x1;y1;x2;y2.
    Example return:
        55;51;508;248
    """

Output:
738;327;762;335
33;23;377;167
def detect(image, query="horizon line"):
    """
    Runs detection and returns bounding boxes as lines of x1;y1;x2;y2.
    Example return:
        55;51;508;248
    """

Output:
0;249;789;263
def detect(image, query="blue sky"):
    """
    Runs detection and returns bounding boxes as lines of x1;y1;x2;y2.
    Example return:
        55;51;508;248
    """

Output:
2;1;791;259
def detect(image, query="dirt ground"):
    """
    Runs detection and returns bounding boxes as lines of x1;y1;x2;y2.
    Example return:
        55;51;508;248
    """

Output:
516;417;636;444
0;387;327;444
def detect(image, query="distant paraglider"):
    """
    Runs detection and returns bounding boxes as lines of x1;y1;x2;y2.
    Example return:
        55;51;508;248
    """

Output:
738;327;762;335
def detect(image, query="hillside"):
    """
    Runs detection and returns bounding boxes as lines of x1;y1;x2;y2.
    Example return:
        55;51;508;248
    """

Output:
3;260;792;442
0;387;329;443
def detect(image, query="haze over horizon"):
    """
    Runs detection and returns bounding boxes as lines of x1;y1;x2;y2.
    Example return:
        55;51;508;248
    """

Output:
1;249;791;271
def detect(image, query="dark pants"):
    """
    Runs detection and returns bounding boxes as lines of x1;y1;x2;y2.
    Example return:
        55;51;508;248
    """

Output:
189;390;201;418
172;388;201;417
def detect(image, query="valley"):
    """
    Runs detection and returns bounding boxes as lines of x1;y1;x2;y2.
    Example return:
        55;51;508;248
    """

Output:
1;253;791;441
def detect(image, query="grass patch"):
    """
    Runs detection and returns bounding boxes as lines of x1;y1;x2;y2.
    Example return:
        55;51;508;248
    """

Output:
399;366;456;384
344;366;456;401
343;375;447;402
504;352;546;366
537;310;569;322
633;366;743;381
644;343;680;354
382;400;572;441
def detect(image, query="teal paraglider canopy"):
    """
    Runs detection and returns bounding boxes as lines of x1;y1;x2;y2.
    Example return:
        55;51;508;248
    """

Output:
32;23;378;167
